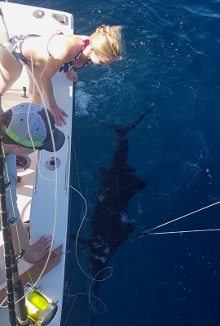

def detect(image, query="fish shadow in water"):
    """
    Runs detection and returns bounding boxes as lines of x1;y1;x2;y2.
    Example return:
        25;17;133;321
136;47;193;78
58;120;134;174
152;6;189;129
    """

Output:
71;104;154;297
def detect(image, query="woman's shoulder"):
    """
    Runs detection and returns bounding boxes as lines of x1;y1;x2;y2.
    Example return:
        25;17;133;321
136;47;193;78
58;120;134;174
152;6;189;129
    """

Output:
53;34;84;49
49;34;84;58
65;35;89;54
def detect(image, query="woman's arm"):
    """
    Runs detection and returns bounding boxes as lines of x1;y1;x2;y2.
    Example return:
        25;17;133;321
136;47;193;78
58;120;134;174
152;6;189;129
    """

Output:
41;36;83;126
41;55;68;126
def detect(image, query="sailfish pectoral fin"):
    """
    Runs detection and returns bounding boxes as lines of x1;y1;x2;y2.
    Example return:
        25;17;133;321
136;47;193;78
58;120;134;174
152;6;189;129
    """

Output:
70;234;86;245
70;234;92;246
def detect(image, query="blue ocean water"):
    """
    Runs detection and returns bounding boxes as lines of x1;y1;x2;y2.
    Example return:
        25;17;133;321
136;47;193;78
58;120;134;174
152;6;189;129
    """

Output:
14;0;220;325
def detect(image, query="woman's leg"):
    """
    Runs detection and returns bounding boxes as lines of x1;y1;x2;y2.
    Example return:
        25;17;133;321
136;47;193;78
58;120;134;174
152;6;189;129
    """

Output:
0;48;23;92
26;65;44;105
0;48;23;111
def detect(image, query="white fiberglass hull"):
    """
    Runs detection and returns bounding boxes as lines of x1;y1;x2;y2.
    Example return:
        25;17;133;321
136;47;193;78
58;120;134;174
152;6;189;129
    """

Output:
0;2;75;325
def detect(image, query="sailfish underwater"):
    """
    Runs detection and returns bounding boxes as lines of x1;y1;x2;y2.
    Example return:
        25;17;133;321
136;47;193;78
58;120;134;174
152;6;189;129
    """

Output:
71;104;154;295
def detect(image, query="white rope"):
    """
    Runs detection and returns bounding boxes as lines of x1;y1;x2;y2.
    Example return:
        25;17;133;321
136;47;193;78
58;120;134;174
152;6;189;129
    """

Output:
149;200;220;233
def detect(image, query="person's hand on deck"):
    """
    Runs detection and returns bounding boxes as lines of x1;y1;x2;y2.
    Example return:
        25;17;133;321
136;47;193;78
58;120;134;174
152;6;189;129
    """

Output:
11;219;53;264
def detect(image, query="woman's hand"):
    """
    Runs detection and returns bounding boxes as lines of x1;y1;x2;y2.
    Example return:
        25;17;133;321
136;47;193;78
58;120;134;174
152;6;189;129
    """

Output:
50;105;68;126
66;69;78;83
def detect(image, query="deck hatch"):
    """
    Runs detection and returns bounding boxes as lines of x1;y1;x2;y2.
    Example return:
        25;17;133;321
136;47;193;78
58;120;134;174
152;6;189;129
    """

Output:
52;14;68;25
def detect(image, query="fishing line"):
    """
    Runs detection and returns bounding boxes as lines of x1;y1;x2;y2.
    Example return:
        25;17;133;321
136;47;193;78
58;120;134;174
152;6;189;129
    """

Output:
71;164;112;283
142;200;220;235
67;146;116;316
88;267;112;314
66;201;220;254
63;292;107;326
0;3;12;55
73;145;85;216
0;296;6;308
63;295;77;326
148;229;220;235
69;182;97;281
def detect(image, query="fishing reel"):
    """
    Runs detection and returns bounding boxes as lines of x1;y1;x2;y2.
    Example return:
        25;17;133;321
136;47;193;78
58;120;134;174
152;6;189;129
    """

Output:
23;283;58;326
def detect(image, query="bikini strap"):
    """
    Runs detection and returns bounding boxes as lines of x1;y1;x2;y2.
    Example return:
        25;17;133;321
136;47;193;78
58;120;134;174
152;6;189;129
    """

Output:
81;39;89;52
47;31;64;55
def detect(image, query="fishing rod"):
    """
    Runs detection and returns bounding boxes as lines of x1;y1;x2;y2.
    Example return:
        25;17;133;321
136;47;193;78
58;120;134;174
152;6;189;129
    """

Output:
0;130;17;325
0;124;31;325
9;226;29;325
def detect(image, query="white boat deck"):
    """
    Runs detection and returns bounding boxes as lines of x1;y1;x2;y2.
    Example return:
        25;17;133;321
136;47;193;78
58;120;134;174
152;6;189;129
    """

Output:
0;2;74;325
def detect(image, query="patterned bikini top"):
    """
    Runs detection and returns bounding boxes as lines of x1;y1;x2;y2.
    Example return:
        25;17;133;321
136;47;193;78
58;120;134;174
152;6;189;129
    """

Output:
48;33;90;73
59;38;90;73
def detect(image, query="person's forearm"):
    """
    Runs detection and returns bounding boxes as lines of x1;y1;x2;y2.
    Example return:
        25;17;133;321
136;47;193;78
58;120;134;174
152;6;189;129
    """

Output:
41;74;57;109
41;72;68;125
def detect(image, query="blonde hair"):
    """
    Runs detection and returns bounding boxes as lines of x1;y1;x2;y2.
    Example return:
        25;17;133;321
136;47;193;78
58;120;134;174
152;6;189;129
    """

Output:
89;25;123;60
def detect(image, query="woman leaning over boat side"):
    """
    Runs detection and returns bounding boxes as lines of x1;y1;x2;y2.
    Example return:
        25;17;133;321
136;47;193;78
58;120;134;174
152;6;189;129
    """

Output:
0;25;123;126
